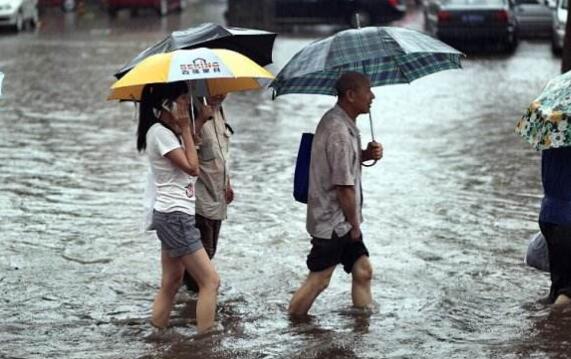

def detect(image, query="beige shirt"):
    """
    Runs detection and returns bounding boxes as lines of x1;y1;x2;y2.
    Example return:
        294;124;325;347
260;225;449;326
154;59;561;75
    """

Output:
306;105;363;239
195;109;231;220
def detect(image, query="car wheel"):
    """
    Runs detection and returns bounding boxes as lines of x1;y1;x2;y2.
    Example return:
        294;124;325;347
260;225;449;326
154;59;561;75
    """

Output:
158;0;168;16
505;34;518;54
424;13;431;32
349;10;372;28
62;0;76;12
552;43;562;56
552;36;563;56
30;9;39;29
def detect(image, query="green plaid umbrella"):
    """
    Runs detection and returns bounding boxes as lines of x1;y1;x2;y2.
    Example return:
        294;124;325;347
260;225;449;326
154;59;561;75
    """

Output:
270;26;463;97
515;71;571;151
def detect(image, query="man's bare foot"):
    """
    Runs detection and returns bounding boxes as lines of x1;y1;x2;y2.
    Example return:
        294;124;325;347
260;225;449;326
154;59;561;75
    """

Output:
196;322;223;336
553;294;571;307
150;320;166;330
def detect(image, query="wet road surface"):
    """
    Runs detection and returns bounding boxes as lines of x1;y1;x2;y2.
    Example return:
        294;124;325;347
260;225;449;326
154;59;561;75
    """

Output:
1;2;570;358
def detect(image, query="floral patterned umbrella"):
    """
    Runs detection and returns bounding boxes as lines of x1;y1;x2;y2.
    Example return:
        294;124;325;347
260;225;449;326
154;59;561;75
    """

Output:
516;71;571;150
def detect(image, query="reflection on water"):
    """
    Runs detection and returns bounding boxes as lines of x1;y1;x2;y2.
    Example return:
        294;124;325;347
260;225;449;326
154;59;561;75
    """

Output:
0;4;570;358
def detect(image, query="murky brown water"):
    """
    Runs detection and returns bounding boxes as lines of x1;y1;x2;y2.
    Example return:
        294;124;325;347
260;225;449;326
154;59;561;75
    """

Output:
1;2;570;358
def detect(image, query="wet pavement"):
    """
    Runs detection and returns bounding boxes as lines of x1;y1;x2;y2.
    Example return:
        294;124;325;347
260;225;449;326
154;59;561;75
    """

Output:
1;2;570;359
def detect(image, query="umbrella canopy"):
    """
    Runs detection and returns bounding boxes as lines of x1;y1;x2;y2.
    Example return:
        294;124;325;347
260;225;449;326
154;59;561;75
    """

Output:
114;23;277;79
108;48;275;101
516;71;571;150
270;26;463;97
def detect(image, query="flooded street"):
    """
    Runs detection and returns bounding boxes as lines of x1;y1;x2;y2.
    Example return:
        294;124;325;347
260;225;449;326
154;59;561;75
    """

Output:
1;2;570;358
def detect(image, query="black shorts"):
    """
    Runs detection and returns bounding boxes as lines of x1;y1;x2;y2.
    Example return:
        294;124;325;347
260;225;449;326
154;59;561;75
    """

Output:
306;231;369;274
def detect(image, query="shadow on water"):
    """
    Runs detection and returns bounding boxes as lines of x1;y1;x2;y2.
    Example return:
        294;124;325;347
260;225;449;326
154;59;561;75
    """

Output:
490;304;571;359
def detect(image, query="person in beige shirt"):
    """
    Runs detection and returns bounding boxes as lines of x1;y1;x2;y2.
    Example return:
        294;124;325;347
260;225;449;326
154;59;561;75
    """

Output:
289;72;383;316
183;94;234;292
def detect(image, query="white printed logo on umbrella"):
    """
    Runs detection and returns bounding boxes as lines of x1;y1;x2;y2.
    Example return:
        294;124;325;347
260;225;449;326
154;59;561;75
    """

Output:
169;51;233;81
180;58;221;75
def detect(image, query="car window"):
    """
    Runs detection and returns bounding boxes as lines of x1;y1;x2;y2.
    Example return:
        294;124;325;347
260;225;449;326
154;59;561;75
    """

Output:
514;0;543;5
442;0;507;5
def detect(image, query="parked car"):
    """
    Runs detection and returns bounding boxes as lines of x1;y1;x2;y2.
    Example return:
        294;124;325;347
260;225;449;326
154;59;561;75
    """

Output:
513;0;553;37
552;0;566;54
37;0;76;12
273;0;407;27
0;0;38;31
105;0;185;17
424;0;519;51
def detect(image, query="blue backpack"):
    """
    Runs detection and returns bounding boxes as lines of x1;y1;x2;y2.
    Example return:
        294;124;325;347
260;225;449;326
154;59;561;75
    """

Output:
293;133;314;203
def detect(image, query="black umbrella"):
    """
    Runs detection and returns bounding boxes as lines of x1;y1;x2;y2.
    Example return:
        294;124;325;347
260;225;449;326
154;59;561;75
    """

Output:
114;23;277;79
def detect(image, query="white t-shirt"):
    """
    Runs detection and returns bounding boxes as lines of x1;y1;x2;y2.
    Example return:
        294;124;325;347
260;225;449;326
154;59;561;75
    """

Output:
146;123;196;215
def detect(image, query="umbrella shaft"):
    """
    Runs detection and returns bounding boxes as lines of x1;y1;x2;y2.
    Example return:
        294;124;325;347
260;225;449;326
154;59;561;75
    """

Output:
368;112;375;142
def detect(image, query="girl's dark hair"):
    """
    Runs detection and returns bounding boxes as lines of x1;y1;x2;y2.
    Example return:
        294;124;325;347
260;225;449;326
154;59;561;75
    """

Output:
137;82;188;152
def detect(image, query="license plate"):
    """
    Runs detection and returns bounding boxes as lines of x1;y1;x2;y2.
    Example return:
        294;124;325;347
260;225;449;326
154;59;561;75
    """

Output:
462;14;484;23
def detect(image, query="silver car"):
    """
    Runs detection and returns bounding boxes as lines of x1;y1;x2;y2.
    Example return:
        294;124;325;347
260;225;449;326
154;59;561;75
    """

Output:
552;0;567;54
513;0;554;37
0;0;38;32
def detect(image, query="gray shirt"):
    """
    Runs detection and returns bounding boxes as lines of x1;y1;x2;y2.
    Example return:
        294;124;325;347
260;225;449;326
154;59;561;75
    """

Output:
306;104;363;239
195;110;231;220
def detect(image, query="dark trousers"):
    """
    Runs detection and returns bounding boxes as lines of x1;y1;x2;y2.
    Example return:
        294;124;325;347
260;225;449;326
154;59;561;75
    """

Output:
183;214;222;292
539;221;571;303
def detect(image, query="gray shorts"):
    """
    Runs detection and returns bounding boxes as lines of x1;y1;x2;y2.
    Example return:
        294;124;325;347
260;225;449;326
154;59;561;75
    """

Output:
151;210;203;258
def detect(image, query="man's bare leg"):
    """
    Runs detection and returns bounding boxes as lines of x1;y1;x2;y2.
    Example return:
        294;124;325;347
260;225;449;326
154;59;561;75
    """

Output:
289;266;336;316
351;256;373;308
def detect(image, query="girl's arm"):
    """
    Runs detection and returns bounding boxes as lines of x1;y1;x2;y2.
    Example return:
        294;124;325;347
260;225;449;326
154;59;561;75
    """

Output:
163;97;213;176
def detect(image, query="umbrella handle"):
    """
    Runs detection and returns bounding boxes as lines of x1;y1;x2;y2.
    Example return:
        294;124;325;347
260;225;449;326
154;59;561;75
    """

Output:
363;112;377;167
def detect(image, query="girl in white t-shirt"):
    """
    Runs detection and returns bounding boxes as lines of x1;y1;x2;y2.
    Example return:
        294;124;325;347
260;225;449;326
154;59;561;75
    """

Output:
137;82;219;334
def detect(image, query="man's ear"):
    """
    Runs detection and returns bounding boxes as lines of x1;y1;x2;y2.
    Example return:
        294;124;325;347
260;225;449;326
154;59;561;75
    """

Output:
346;89;356;103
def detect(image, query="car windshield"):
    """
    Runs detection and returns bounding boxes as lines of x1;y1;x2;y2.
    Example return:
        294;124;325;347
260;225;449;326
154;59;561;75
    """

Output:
442;0;506;5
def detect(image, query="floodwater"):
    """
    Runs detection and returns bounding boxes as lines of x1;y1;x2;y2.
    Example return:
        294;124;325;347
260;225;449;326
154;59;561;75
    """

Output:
0;2;570;359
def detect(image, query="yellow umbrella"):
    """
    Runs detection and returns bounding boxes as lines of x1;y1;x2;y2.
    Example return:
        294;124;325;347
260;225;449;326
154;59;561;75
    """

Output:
108;48;274;101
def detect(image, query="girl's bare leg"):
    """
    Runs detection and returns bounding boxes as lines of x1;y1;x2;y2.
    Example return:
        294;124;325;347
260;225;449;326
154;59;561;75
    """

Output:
182;248;220;333
152;250;185;328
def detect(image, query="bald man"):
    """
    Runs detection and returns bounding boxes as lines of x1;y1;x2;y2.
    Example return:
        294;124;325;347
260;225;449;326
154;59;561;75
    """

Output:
289;71;383;316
